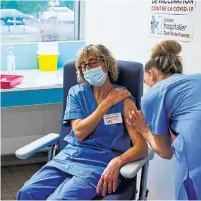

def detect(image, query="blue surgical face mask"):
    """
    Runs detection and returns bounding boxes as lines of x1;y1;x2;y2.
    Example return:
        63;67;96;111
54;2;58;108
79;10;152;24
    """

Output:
83;66;107;86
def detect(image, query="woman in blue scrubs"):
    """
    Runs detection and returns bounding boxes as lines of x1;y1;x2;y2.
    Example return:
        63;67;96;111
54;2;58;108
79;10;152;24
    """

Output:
17;44;148;200
127;40;201;200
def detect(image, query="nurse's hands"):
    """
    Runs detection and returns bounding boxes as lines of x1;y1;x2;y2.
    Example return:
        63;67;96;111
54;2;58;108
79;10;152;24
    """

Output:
103;88;131;108
127;110;149;136
96;157;122;196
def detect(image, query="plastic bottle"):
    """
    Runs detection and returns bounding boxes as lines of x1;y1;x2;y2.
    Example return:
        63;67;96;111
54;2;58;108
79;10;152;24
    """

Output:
7;46;16;73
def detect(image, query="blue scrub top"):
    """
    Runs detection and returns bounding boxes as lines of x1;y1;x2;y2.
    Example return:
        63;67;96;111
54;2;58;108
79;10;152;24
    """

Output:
141;73;201;199
48;84;136;188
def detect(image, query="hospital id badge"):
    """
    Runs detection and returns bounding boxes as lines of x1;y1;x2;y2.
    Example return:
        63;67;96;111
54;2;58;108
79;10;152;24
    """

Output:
103;113;123;125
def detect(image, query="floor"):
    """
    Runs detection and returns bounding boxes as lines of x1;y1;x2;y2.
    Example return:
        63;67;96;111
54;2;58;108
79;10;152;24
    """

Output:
1;163;44;200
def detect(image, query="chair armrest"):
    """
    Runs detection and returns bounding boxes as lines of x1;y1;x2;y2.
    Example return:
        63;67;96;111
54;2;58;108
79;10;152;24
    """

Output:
120;148;155;178
15;133;59;159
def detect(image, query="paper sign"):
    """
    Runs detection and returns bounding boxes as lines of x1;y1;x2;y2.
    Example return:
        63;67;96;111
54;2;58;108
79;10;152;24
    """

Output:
150;0;196;42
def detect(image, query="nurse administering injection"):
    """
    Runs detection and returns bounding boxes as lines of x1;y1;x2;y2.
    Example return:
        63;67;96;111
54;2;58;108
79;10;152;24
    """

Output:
127;40;201;200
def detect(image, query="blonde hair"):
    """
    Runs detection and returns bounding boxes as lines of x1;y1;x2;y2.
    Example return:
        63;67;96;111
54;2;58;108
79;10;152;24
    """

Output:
145;40;183;75
75;44;118;85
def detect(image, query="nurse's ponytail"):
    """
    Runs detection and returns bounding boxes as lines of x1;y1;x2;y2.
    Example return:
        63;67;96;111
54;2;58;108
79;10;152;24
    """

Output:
145;40;183;75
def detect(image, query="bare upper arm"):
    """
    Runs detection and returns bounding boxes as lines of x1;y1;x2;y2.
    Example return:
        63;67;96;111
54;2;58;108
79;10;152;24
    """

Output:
123;98;147;146
123;99;173;159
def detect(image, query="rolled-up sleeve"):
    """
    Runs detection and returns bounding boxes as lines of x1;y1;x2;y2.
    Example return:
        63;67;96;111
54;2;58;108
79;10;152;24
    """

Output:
63;87;85;125
129;95;136;104
122;86;136;104
141;90;169;135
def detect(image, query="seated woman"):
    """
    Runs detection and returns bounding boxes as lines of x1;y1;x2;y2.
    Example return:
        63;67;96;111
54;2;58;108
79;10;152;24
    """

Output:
17;44;148;200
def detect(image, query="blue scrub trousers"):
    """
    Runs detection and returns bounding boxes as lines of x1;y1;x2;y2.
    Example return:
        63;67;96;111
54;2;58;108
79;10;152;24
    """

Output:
17;165;97;200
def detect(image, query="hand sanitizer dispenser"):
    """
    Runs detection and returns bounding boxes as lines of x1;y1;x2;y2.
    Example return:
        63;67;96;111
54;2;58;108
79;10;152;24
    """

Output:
7;46;16;73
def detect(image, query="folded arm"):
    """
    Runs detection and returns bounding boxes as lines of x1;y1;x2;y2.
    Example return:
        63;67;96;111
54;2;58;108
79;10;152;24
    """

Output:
71;88;131;142
71;101;110;142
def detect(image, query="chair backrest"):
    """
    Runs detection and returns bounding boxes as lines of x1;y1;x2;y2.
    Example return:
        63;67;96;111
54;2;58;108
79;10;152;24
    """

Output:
59;60;144;151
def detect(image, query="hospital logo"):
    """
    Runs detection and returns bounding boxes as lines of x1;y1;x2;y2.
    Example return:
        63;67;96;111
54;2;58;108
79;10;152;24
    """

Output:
151;15;159;34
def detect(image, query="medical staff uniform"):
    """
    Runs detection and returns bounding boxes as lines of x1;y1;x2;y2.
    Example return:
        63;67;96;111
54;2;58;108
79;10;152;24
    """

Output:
17;84;135;200
141;74;201;200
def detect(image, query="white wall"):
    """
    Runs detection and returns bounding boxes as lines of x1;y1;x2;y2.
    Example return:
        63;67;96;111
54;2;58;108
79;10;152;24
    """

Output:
84;0;201;199
85;0;201;74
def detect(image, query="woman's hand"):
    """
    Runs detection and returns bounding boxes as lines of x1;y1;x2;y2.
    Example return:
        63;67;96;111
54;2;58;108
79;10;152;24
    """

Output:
96;157;122;196
127;110;149;136
103;88;131;108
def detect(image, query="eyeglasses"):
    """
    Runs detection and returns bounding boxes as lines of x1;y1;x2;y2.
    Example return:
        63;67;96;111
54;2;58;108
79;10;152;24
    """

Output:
79;57;103;72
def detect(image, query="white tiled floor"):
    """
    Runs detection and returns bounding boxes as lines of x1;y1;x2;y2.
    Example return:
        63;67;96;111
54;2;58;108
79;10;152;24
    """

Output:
1;163;44;200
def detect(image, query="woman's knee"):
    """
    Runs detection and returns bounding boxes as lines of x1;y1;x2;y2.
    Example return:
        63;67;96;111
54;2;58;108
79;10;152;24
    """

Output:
17;181;47;200
17;182;33;200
